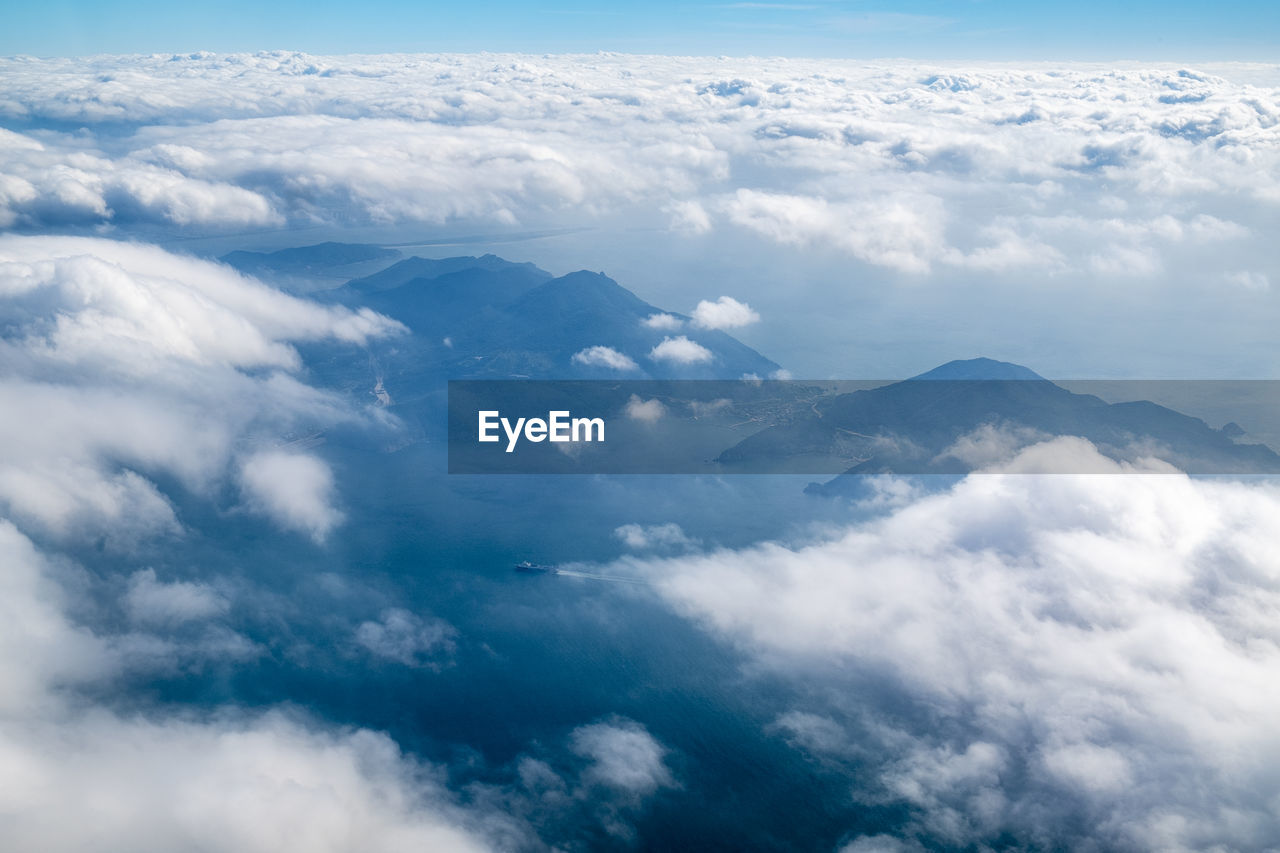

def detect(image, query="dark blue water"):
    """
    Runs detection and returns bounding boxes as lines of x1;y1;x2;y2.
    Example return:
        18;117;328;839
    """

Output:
71;437;911;850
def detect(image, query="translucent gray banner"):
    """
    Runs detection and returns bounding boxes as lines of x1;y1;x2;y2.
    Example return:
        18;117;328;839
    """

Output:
447;379;1280;475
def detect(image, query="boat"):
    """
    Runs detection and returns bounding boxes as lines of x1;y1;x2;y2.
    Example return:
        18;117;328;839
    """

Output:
514;561;558;574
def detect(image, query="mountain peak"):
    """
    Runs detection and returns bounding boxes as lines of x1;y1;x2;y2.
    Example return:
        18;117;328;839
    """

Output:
911;357;1045;381
558;269;613;283
346;253;552;293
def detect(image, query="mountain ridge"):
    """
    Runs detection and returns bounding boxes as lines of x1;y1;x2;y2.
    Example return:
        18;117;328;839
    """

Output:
711;362;1280;488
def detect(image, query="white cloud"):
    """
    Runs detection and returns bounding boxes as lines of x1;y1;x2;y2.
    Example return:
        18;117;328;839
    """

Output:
1226;270;1270;291
839;835;918;853
0;230;671;852
649;336;713;365
623;394;666;423
2;54;1274;289
0;520;113;717
690;295;760;330
614;522;696;551
0;236;401;376
642;313;684;330
355;608;457;668
571;345;639;371
0;128;280;230
569;719;675;799
508;719;676;842
933;422;1050;469
628;439;1280;849
0;711;496;853
0;237;401;543
123;569;229;627
238;451;344;544
0;238;478;853
1041;742;1133;794
665;199;712;233
724;189;946;274
0;520;501;853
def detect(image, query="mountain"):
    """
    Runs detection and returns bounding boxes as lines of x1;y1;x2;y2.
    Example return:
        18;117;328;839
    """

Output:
287;251;782;453
322;256;780;383
458;270;779;380
710;358;1280;489
263;250;1279;479
344;253;551;294
911;357;1045;381
348;263;554;353
220;242;402;292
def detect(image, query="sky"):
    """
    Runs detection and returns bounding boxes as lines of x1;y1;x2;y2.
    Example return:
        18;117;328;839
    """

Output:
3;0;1279;60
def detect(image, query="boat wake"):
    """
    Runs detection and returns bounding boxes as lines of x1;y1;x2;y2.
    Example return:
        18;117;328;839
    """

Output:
553;569;650;585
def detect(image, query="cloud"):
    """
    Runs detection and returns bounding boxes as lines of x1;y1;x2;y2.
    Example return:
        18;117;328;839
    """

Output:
642;313;684;331
0;519;502;853
0;236;401;543
2;54;1274;289
0;236;401;373
0;236;444;852
628;440;1280;849
1;710;496;853
355;608;457;668
649;336;713;365
613;522;697;551
623;394;666;423
1226;270;1270;291
0;519;114;716
0;236;662;851
571;345;639;371
838;836;918;853
690;296;760;330
238;451;344;544
0;235;508;849
494;718;676;844
569;719;675;800
0;128;280;230
933;422;1050;469
123;569;229;627
664;199;712;233
723;189;945;274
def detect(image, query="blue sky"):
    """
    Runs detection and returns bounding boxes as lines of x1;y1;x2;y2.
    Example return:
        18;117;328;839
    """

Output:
3;0;1277;59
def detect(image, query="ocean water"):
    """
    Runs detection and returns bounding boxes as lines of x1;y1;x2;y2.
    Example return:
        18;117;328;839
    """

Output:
90;436;905;850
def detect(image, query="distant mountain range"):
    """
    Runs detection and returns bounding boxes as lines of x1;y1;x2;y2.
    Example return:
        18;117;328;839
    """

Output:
223;242;780;385
220;245;1279;479
221;242;404;292
712;358;1280;491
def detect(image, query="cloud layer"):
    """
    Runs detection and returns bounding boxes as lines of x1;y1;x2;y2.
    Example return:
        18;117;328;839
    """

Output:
0;517;499;853
630;440;1280;850
0;54;1276;291
0;236;517;850
0;233;694;851
0;235;401;542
